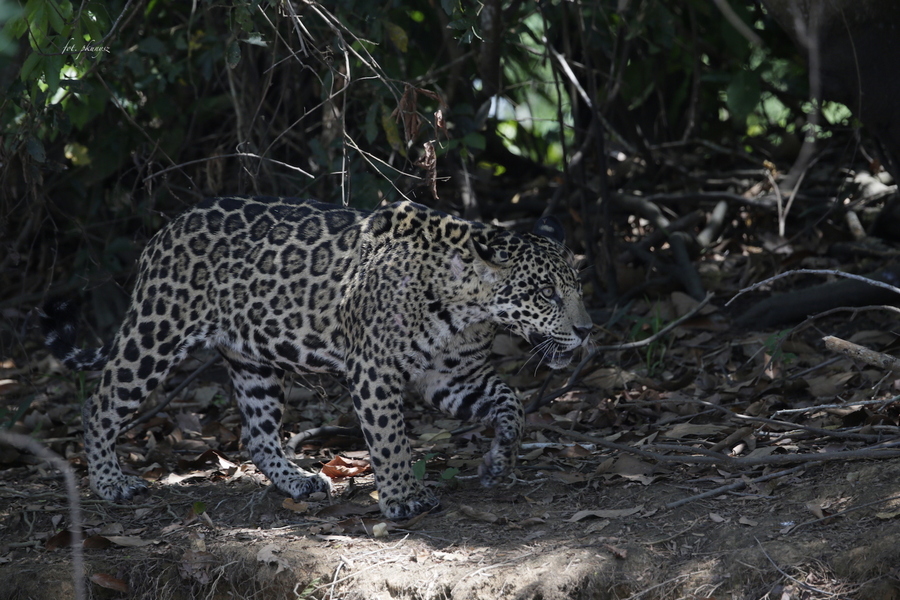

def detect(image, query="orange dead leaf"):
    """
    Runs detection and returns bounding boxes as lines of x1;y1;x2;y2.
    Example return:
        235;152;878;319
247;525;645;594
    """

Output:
321;455;372;479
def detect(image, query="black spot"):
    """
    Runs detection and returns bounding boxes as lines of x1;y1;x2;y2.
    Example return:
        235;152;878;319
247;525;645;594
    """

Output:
218;197;246;212
275;342;299;363
123;339;140;362
243;202;266;221
137;356;155;379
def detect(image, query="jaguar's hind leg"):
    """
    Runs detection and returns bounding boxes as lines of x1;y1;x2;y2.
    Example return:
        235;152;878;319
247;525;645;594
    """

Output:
84;327;193;502
222;350;332;499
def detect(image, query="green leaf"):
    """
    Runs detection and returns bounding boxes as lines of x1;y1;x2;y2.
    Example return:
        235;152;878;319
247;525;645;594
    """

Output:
226;40;241;68
383;20;408;53
82;10;102;41
463;131;485;151
440;0;458;15
440;467;459;480
47;1;65;34
381;104;402;151
19;51;42;82
137;36;166;55
447;18;473;30
25;134;46;162
192;501;207;515
412;459;426;481
43;53;63;96
726;69;761;124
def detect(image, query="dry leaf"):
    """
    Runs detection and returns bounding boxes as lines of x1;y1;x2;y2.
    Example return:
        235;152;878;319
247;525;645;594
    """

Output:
178;549;217;584
709;513;727;523
82;535;112;549
604;544;628;559
104;535;155;548
282;498;310;513
805;500;826;520
459;504;500;523
662;423;728;439
321;456;372;479
44;530;72;550
90;573;129;593
414;141;439;200
257;543;290;574
557;444;592;458
567;506;643;522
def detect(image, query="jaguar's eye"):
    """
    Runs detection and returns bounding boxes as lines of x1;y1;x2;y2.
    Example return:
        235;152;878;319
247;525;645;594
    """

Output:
540;286;555;299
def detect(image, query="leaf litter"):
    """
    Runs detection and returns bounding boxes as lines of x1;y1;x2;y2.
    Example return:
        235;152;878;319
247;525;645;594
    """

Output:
6;206;900;597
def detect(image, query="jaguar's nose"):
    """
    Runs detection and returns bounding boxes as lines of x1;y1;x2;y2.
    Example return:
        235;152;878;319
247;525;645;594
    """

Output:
573;324;592;342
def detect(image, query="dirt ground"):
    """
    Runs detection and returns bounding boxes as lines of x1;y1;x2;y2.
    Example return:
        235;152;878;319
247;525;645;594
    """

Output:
2;407;900;599
4;299;900;600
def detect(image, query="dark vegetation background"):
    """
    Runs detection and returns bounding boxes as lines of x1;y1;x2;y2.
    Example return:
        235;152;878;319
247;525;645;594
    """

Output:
0;0;892;362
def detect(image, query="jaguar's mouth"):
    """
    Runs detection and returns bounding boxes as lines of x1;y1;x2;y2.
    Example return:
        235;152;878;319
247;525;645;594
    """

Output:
527;333;577;369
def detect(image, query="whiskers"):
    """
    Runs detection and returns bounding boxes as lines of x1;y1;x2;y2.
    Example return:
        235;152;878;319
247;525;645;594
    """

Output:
521;336;563;376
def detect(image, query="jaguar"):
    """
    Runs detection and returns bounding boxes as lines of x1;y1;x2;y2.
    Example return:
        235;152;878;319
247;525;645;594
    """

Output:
43;197;592;519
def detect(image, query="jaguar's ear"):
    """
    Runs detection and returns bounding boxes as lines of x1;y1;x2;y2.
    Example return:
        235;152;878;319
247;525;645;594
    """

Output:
533;216;565;244
469;232;511;268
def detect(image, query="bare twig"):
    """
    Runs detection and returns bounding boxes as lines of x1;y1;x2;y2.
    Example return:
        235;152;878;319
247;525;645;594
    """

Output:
143;153;313;182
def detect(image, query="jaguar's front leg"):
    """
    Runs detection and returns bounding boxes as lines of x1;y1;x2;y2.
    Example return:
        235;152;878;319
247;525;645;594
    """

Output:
423;363;524;487
347;362;440;520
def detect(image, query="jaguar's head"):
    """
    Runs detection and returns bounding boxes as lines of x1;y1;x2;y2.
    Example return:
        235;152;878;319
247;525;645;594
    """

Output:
470;218;592;369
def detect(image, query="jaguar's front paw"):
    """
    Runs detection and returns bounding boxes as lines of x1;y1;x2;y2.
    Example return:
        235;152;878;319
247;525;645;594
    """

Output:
379;485;440;521
478;449;512;487
92;474;150;503
281;471;333;500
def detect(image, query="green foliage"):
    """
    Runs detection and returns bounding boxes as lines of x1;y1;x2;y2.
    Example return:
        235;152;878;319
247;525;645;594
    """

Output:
763;328;797;366
628;310;670;377
413;453;458;483
0;395;34;429
412;452;437;481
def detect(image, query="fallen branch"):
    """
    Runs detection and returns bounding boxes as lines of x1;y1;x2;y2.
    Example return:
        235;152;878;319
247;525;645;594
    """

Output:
823;335;900;373
665;465;804;509
536;423;900;467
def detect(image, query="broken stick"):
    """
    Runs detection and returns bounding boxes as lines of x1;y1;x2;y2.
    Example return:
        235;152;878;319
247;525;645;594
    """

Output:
823;335;900;373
